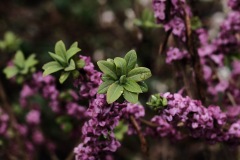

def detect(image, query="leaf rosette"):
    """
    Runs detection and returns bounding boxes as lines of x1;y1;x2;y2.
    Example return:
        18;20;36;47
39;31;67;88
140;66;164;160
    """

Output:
97;50;152;104
3;50;38;83
146;94;168;110
42;40;85;83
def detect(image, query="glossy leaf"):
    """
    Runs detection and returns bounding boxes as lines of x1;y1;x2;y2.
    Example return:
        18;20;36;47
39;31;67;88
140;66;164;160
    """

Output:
49;52;66;66
59;71;70;84
43;63;63;76
97;60;118;80
55;40;66;59
42;61;59;70
138;81;148;92
66;47;81;61
64;59;76;71
101;74;114;81
98;80;115;94
124;50;137;72
127;67;152;82
123;90;138;103
70;42;78;48
114;57;127;76
107;83;123;104
123;80;142;93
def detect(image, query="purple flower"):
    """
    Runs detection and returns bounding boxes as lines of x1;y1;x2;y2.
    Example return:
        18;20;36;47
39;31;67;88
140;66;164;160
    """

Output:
26;110;41;125
228;0;240;10
166;47;189;64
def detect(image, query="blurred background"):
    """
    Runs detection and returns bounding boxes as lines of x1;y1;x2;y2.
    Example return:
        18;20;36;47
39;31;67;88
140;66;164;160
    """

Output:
0;0;236;159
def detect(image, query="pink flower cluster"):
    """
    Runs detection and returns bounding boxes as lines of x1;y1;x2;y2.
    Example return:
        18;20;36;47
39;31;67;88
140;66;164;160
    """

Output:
74;94;145;160
146;93;240;144
153;0;191;41
74;55;102;99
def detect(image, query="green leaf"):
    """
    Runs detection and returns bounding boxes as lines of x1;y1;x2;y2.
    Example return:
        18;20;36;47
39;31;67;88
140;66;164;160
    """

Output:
64;59;76;71
119;75;127;84
59;71;70;83
107;83;123;103
49;52;66;66
25;54;38;68
124;50;137;72
55;40;66;59
13;50;25;68
123;90;138;103
43;63;64;76
72;70;80;79
3;66;19;78
114;57;127;76
98;80;115;94
97;60;118;80
191;16;202;30
127;67;152;82
19;66;28;74
76;59;85;69
66;47;81;61
123;80;142;93
42;61;59;70
101;74;114;81
138;81;148;92
70;41;78;48
114;121;128;141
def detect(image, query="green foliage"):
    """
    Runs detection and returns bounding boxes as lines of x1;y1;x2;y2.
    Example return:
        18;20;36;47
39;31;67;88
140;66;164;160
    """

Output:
114;121;128;141
134;9;162;29
3;50;38;83
191;16;202;30
97;50;152;104
42;40;84;83
56;116;73;133
0;31;22;52
146;94;168;110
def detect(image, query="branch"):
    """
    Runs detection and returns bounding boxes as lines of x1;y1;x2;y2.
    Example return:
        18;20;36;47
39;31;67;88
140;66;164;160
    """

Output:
183;6;206;103
158;30;172;56
130;116;148;156
227;92;237;106
139;118;158;128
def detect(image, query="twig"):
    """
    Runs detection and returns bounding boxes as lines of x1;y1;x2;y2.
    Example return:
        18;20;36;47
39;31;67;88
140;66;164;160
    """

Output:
130;116;148;156
65;138;82;160
139;118;158;128
158;30;172;56
227;92;237;106
177;62;194;98
65;151;74;160
183;6;206;103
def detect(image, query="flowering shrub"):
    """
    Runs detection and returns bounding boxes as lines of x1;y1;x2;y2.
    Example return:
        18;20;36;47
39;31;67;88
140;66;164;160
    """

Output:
1;0;240;159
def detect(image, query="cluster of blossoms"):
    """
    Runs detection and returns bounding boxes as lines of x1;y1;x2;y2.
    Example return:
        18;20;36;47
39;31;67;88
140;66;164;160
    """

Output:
16;110;56;159
74;55;102;99
196;1;240;107
228;0;240;10
20;71;87;119
152;0;191;64
20;72;60;112
153;0;191;42
166;47;189;64
74;94;145;160
146;93;240;143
